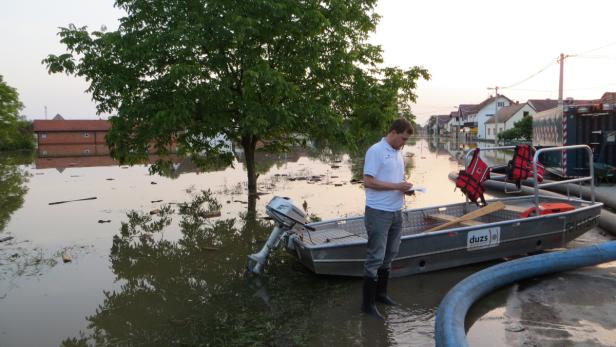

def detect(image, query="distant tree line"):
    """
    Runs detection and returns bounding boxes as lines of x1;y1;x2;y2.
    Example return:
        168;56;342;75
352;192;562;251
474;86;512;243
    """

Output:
0;75;34;151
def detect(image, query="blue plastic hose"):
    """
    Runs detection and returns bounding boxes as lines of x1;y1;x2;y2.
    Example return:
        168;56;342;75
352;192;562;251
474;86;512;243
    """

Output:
435;241;616;347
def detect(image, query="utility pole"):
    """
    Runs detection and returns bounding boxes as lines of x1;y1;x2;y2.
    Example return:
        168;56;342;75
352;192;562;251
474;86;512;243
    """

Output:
487;86;500;145
44;105;48;120
558;53;565;108
557;53;574;175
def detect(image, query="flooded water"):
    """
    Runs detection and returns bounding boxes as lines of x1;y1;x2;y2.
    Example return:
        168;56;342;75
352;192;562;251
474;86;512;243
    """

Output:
0;137;613;346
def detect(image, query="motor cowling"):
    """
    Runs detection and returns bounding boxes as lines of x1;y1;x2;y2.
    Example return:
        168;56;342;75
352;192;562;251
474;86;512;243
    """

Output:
247;196;307;274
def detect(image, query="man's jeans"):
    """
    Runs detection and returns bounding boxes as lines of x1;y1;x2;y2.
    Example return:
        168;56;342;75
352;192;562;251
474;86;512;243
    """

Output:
364;206;402;278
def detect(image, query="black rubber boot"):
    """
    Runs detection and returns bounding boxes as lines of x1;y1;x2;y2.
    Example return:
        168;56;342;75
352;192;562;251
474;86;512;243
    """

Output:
361;277;383;320
376;268;398;306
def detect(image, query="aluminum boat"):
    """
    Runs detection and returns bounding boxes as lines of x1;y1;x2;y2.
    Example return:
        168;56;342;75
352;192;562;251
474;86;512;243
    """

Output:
248;145;602;277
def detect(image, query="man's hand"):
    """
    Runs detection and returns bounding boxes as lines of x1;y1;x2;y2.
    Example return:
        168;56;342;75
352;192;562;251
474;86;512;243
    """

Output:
397;181;413;192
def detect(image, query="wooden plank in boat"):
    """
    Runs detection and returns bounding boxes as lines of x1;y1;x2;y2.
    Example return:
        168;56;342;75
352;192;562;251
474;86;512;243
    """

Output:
503;205;527;213
428;213;485;226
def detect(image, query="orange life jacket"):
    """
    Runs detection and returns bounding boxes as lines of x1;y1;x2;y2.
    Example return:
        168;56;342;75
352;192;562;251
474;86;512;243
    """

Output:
518;202;575;218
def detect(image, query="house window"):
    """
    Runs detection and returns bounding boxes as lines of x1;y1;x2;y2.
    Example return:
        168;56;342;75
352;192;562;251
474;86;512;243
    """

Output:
84;149;91;154
497;102;505;107
83;132;90;137
41;133;47;139
42;150;48;156
523;111;529;117
488;128;491;135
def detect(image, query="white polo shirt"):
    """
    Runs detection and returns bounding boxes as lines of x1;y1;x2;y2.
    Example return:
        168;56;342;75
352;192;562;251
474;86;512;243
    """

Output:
363;138;405;211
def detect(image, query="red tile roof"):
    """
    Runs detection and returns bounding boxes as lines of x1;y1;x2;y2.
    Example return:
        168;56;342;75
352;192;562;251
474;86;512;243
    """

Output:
493;103;526;123
601;92;616;104
33;120;111;132
527;99;559;113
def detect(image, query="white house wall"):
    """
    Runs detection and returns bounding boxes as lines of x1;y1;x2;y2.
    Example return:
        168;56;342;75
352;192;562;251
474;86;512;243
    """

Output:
504;104;535;130
477;96;511;139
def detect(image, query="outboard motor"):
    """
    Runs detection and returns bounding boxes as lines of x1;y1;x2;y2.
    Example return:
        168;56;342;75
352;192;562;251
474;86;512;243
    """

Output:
247;196;310;274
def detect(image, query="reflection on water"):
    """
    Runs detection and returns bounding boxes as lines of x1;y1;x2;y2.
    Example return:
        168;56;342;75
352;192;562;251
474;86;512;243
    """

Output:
58;190;497;347
3;137;605;346
0;138;482;346
0;152;31;233
60;191;348;346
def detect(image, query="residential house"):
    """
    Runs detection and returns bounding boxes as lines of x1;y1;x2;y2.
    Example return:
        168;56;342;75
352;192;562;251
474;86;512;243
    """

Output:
452;95;512;139
485;102;535;140
474;95;513;139
433;115;450;136
33;118;177;157
33;119;112;157
446;111;459;134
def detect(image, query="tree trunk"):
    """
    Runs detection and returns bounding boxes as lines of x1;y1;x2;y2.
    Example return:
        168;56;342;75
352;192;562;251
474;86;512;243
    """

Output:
241;135;258;198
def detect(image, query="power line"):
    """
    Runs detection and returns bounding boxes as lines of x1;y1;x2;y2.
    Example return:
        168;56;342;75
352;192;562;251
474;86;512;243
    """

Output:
574;55;616;61
576;40;616;56
501;59;557;90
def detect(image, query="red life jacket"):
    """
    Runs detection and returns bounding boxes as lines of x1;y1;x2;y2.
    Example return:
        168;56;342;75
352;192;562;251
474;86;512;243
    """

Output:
455;148;490;206
507;145;544;189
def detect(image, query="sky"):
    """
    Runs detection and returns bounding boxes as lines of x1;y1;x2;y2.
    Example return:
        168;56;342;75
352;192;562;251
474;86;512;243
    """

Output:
2;0;616;125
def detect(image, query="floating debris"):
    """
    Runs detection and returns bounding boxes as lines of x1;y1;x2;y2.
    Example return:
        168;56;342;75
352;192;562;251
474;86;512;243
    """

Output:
49;197;97;205
62;254;72;263
334;183;343;187
97;220;111;224
106;178;115;181
151;200;163;203
331;165;340;169
505;323;525;332
0;236;14;243
200;211;221;219
149;209;161;215
150;181;158;185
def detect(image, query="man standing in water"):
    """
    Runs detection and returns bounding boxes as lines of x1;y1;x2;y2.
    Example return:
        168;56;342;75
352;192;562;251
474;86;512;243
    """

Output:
361;118;413;319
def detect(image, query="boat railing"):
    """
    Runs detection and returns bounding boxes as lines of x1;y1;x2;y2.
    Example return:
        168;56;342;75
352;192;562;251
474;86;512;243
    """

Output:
464;144;595;212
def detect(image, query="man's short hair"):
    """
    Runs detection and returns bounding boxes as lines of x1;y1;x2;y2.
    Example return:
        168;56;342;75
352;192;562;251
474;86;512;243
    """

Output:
389;118;414;135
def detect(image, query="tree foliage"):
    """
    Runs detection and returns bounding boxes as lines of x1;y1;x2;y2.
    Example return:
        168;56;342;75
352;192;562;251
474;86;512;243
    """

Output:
44;0;429;194
0;75;33;150
498;115;533;142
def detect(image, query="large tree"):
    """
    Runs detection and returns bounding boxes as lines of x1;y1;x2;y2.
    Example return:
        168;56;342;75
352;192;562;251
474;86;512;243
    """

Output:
44;0;428;195
0;75;32;150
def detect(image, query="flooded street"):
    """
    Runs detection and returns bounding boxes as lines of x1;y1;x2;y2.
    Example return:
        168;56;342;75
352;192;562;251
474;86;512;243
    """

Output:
1;137;614;347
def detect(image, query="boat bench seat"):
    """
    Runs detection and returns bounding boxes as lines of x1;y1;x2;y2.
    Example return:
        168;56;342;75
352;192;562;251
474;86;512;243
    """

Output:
428;213;485;227
503;204;528;214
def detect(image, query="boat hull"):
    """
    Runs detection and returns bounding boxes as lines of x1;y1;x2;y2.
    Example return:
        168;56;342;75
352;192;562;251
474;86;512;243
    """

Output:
284;197;602;277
